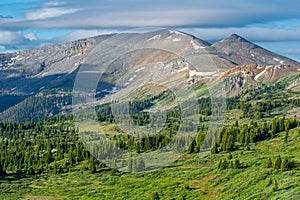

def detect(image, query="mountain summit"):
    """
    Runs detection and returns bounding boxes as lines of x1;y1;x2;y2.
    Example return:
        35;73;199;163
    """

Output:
211;34;299;66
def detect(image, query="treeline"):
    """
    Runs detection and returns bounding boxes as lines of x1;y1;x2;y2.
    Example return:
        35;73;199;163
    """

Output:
0;89;71;122
0;115;101;176
227;97;300;119
187;116;300;154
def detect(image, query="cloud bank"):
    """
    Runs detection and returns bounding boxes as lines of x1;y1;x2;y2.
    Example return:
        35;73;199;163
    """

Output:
0;0;299;61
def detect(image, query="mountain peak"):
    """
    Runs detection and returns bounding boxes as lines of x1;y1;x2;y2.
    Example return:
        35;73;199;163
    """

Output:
229;33;243;38
225;33;251;43
212;33;300;66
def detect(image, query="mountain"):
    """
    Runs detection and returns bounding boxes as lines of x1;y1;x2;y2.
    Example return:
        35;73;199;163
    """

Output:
0;29;299;121
1;30;300;200
210;34;299;66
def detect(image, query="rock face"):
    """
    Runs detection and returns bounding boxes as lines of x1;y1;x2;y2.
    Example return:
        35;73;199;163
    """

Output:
221;64;300;97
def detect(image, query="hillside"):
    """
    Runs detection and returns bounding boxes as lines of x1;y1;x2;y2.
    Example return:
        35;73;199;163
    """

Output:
0;29;300;199
0;29;299;122
1;93;300;199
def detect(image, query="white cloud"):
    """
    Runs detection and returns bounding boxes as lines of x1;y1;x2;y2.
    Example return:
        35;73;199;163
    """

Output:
0;31;24;44
0;0;298;31
45;1;65;7
24;33;38;41
55;29;118;43
26;7;79;20
0;31;41;53
179;27;300;42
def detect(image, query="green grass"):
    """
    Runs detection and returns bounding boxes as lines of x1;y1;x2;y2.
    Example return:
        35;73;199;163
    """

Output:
1;128;300;199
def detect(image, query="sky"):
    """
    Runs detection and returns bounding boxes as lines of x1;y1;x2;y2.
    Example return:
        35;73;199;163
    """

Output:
0;0;300;62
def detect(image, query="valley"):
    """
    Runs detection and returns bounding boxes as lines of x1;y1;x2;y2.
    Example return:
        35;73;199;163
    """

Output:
0;29;300;199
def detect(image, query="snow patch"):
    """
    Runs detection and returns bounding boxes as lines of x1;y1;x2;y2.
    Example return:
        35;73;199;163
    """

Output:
178;66;189;72
169;30;185;36
108;87;118;94
190;40;207;50
280;60;284;64
124;75;137;86
166;35;172;39
135;67;145;73
190;40;200;50
189;70;217;77
172;38;181;42
11;87;17;91
254;67;269;80
251;54;255;57
273;58;280;62
11;55;23;61
147;35;161;41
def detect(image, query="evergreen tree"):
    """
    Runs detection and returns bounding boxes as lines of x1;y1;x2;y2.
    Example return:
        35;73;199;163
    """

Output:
210;143;218;154
266;158;273;168
89;157;96;174
272;179;278;192
284;129;289;143
273;155;281;170
219;159;228;170
0;162;5;175
280;156;289;171
235;159;241;169
186;139;197;154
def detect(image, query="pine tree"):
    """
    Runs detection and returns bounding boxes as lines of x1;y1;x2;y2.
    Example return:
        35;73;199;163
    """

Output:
228;160;233;168
235;159;241;169
273;155;281;170
89;157;96;174
272;179;278;192
219;159;228;170
225;133;234;152
210;143;218;154
186;139;197;154
0;162;5;176
266;158;273;168
280;156;289;171
284;129;289;143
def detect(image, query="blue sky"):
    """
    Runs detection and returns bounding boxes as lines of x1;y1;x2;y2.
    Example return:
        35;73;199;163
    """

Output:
0;0;300;62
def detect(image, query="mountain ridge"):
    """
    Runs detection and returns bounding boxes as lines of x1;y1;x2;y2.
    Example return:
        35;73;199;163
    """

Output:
0;29;299;120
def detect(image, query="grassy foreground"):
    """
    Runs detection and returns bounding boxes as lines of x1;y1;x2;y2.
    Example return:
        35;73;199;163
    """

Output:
1;127;300;200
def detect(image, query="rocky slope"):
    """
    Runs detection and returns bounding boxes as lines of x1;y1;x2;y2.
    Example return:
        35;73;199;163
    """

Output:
220;64;300;97
210;34;299;66
0;29;299;120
